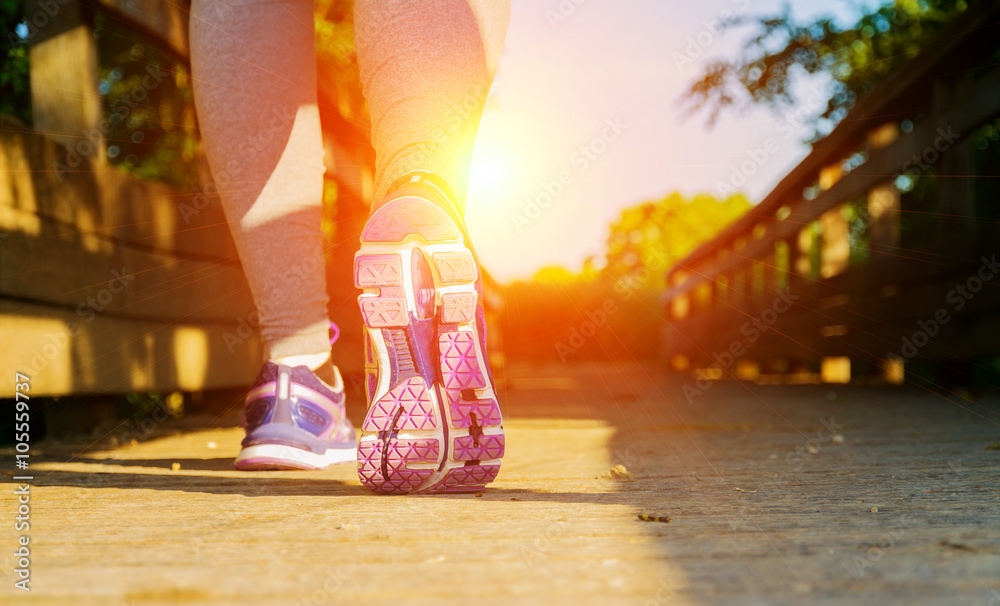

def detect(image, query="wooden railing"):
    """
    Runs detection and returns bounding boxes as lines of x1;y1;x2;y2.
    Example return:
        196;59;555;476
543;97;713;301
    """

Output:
1;1;266;397
661;4;1000;386
1;0;505;398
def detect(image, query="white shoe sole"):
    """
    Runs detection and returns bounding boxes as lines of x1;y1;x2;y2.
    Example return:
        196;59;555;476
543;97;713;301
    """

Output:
234;443;356;471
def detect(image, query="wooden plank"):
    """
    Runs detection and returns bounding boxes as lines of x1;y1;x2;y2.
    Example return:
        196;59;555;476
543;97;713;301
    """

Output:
0;122;237;261
666;252;1000;361
0;209;254;323
93;0;191;58
0;299;261;397
26;1;102;151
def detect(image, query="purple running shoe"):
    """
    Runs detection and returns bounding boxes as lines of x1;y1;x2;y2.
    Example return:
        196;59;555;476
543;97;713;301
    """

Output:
234;362;356;470
354;171;504;494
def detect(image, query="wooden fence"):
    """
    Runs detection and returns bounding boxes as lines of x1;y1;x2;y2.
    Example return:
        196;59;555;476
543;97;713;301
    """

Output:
661;4;1000;387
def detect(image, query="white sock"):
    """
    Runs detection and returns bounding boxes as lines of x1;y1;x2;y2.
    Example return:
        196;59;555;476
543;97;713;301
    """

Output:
271;351;330;371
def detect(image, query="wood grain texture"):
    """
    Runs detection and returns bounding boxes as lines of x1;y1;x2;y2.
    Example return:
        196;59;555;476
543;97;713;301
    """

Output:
1;125;237;261
0;300;261;396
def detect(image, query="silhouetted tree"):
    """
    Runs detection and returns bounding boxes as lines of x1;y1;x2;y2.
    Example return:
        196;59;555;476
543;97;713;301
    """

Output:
680;0;969;141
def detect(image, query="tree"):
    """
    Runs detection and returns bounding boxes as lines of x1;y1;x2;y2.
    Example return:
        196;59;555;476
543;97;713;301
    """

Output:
680;0;969;141
603;192;751;291
1;0;30;125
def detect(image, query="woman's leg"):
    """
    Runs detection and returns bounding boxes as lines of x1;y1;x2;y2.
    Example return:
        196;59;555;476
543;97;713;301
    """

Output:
352;0;510;494
190;0;331;368
354;0;510;211
190;1;356;472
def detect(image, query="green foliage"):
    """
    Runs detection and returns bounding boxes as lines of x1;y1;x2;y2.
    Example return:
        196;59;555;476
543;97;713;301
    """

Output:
972;118;1000;220
844;198;870;267
603;192;751;291
315;0;369;122
532;265;584;285
1;0;30;124
681;0;969;140
1;0;368;189
92;14;198;188
502;192;752;362
0;5;200;187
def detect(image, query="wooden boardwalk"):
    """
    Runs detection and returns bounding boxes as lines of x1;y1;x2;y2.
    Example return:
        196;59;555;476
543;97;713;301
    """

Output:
3;362;999;605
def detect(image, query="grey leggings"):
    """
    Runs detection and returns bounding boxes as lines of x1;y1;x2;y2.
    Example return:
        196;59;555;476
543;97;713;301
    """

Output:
190;0;508;362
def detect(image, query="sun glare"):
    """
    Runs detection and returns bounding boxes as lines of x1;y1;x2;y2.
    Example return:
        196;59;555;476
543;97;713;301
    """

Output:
469;140;508;192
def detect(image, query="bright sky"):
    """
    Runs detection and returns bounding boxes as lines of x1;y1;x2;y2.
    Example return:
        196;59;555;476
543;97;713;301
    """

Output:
465;0;879;282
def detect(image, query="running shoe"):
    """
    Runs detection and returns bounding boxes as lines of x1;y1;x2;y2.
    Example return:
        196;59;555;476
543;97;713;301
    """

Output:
354;171;504;494
234;362;357;470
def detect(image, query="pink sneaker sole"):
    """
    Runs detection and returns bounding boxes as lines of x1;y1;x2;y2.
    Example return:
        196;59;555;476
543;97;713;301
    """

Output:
354;193;503;494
